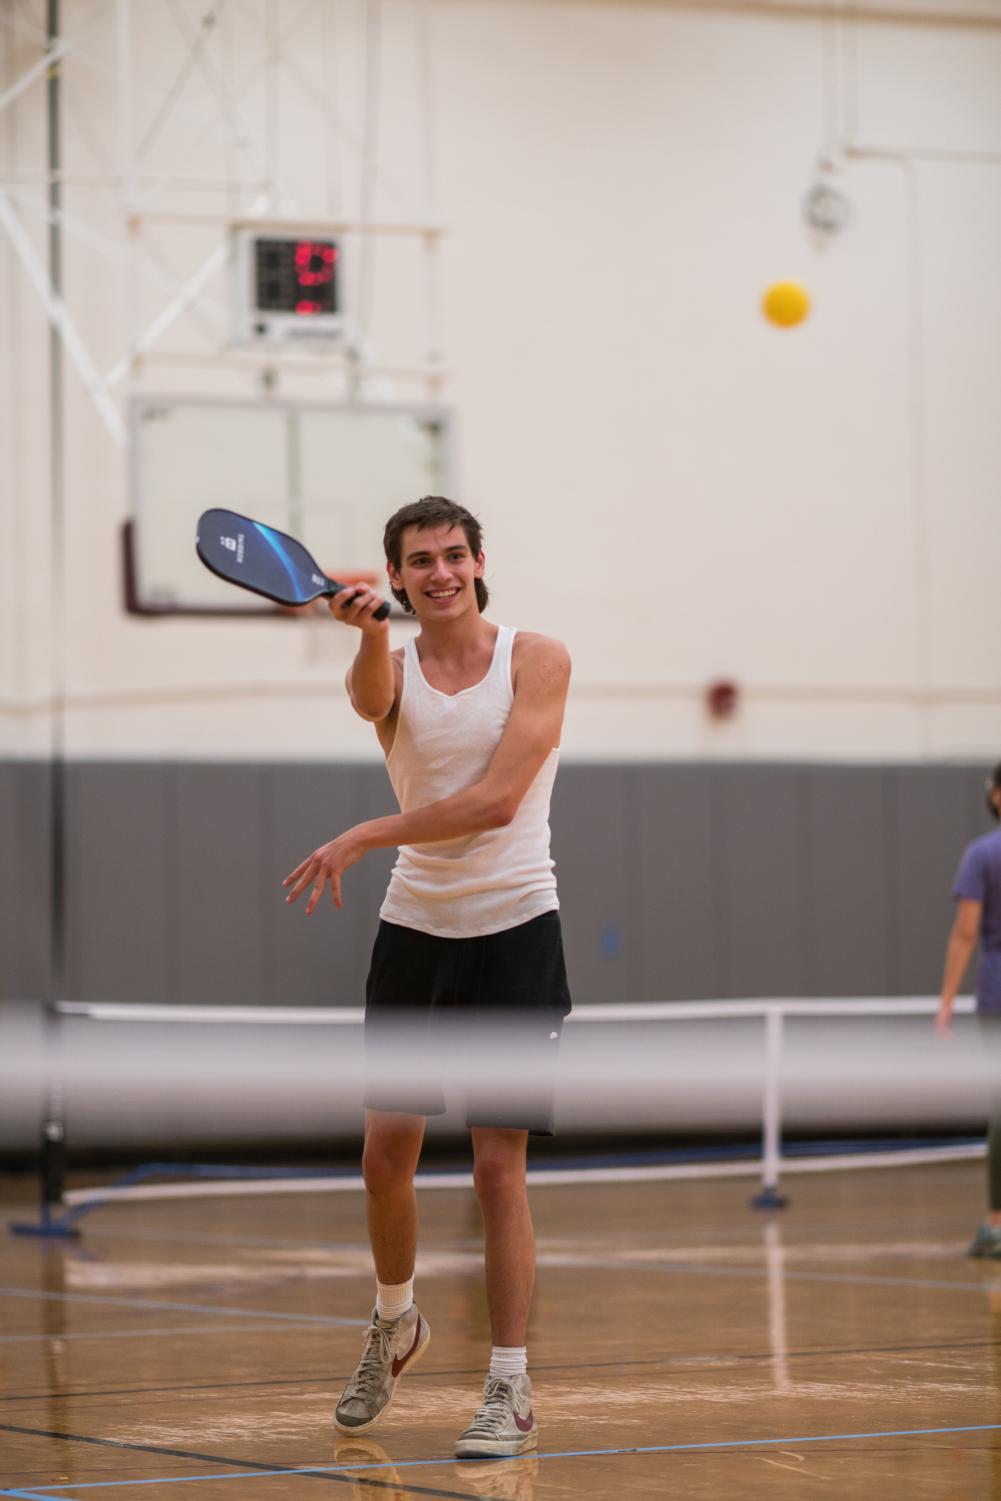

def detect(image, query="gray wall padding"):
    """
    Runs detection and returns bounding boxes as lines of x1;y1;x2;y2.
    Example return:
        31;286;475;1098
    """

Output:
0;759;991;1008
0;761;54;1000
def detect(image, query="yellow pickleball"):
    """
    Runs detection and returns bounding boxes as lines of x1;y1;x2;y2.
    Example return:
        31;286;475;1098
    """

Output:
762;281;811;328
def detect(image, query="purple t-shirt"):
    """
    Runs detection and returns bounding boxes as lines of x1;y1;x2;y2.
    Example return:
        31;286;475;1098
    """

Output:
953;828;1001;1012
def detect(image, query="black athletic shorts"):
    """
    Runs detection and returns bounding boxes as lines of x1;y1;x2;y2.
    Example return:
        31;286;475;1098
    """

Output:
363;909;572;1135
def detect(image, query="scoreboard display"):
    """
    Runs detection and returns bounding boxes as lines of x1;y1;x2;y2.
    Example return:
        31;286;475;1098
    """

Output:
231;228;343;344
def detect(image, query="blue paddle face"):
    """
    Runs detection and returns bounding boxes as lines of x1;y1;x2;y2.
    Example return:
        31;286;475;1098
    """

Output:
196;508;391;619
196;508;331;605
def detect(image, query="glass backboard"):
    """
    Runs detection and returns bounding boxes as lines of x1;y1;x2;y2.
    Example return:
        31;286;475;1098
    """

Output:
127;397;453;613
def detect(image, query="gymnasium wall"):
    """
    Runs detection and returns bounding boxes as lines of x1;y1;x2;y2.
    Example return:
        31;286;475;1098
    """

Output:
1;0;1001;765
0;758;990;1007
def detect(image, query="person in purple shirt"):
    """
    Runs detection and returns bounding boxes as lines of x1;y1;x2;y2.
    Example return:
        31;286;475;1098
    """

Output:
936;762;1001;1256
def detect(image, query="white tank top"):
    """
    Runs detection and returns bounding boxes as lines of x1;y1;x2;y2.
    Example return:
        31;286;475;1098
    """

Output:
379;625;560;938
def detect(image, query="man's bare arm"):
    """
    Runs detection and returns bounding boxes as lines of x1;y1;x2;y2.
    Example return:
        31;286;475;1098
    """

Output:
327;582;397;722
345;628;397;722
285;636;571;912
936;898;981;1034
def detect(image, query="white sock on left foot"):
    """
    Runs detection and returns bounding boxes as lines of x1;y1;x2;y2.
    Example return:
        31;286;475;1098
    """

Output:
376;1277;414;1322
489;1345;528;1380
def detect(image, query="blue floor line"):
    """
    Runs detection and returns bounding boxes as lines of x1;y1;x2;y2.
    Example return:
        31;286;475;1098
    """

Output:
1;1491;65;1499
0;1323;331;1345
0;1289;367;1327
536;1253;1001;1294
3;1420;1000;1493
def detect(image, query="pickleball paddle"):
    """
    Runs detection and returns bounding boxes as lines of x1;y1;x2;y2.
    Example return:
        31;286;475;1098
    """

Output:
195;508;390;619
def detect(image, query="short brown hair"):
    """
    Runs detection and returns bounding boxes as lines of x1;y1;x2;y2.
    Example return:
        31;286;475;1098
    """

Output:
383;496;489;615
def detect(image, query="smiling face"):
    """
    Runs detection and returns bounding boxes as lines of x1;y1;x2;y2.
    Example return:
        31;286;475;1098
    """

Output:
388;523;486;621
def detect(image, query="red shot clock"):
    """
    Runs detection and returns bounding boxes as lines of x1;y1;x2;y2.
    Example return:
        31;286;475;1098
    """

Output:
231;227;343;344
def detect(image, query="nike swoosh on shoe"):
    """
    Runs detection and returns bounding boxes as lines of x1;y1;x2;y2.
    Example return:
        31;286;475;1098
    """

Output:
514;1409;535;1432
391;1316;423;1377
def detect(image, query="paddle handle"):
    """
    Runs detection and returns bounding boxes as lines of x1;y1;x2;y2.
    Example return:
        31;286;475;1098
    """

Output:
325;578;391;621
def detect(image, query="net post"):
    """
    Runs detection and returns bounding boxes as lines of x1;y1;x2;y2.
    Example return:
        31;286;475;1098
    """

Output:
7;1008;81;1239
751;1004;788;1210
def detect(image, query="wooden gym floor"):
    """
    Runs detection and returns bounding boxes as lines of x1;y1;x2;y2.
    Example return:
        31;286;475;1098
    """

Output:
2;1160;1000;1499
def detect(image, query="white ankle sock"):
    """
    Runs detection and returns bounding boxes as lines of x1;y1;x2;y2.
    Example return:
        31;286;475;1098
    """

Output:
376;1277;414;1322
489;1345;528;1380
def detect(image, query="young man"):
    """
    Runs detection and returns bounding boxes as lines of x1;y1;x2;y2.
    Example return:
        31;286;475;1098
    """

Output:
284;496;572;1457
936;762;1001;1256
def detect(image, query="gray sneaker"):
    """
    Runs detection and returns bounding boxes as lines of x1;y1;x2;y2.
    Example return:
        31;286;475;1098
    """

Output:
334;1304;430;1433
967;1223;1001;1258
454;1374;538;1458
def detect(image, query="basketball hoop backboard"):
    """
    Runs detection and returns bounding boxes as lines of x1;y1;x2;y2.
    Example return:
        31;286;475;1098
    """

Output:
125;396;453;615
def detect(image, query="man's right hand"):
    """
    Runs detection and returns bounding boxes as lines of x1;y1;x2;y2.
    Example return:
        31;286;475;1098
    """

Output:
329;584;390;636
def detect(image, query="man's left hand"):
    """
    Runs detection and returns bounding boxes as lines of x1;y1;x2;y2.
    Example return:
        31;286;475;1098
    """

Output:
283;829;369;913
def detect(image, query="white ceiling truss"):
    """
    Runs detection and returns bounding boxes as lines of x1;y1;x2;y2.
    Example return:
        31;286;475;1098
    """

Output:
0;0;446;448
